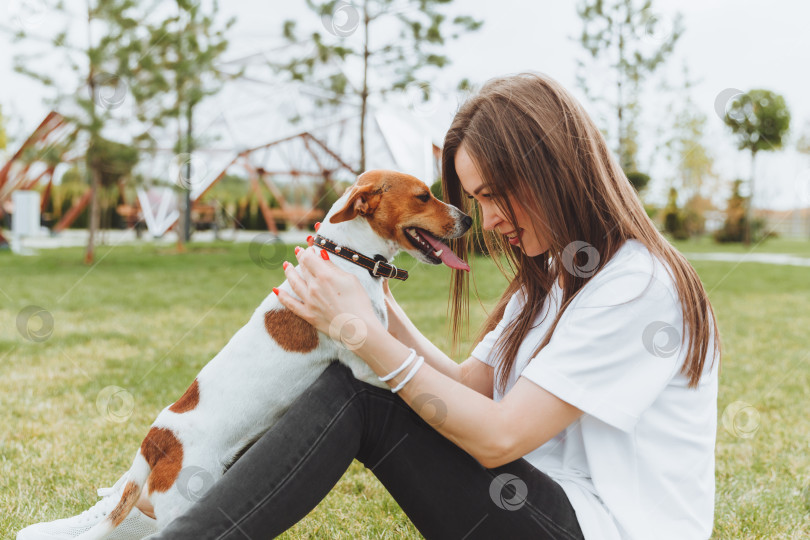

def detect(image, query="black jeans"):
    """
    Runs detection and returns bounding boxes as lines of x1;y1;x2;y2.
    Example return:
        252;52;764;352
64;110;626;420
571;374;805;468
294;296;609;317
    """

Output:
153;362;584;540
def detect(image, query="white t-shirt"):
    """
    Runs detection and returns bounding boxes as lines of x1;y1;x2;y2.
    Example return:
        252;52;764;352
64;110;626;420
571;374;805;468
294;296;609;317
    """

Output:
471;239;718;540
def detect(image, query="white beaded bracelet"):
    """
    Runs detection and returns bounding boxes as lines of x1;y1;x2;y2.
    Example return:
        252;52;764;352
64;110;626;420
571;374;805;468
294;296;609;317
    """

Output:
391;356;425;394
378;348;417;382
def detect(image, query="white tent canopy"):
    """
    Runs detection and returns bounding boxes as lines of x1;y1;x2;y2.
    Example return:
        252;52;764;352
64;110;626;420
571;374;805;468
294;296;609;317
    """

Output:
132;73;444;236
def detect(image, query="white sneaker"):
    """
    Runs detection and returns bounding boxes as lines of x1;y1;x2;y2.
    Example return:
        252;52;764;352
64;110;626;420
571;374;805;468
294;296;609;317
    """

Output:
17;477;159;540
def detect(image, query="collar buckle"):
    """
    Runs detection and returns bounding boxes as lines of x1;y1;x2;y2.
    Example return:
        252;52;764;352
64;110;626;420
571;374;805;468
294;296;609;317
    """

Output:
372;259;383;277
372;254;392;278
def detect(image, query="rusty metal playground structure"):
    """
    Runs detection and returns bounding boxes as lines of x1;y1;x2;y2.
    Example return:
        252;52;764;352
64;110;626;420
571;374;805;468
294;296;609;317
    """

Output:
0;103;440;245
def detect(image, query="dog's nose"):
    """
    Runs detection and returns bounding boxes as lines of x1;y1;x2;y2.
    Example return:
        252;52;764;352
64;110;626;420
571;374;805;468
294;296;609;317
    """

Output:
462;215;473;229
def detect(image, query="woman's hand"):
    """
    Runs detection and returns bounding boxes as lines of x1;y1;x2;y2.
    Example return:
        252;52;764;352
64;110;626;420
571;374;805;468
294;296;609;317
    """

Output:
275;246;383;342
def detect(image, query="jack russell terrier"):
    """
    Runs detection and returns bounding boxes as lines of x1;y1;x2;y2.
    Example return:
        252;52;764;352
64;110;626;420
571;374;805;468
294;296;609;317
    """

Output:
51;170;472;539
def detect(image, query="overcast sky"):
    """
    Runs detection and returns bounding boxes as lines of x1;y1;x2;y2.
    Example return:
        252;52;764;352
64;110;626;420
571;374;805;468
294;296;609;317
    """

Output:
2;0;809;209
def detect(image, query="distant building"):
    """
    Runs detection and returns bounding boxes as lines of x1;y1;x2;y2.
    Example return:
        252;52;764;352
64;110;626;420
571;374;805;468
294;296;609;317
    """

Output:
754;208;810;238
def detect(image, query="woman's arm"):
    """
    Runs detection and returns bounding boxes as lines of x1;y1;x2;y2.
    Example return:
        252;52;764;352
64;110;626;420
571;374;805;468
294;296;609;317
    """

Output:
382;280;461;381
352;320;582;467
277;247;582;468
383;280;493;397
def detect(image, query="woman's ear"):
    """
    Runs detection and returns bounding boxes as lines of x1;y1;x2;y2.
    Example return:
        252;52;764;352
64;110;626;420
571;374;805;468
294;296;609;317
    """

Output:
329;184;382;224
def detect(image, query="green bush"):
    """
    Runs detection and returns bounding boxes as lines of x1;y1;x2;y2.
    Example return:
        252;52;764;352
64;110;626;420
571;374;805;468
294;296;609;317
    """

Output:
663;188;689;240
625;170;651;193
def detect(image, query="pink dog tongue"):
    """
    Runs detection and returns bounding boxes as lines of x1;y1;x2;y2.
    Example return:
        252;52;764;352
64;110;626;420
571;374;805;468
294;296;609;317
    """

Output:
418;229;471;272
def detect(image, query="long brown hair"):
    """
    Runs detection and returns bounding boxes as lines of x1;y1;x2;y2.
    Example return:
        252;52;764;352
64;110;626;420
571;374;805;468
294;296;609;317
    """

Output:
442;72;720;392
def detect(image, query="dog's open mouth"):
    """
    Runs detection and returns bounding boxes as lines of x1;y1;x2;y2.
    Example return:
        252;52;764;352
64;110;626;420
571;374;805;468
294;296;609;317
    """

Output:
404;227;470;272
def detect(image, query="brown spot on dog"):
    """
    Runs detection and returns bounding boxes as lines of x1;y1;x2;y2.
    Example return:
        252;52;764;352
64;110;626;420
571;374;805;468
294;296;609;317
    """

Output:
264;309;319;353
109;480;140;526
169;379;199;414
140;427;184;493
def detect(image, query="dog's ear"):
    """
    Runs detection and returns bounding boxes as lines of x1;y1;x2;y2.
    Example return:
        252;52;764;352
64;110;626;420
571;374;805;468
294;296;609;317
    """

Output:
329;184;382;224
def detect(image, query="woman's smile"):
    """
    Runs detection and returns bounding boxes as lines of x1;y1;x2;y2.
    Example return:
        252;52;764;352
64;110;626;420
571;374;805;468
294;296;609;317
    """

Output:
502;229;523;245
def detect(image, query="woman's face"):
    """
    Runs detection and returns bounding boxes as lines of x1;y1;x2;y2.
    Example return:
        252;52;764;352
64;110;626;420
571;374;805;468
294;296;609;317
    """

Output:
455;144;550;257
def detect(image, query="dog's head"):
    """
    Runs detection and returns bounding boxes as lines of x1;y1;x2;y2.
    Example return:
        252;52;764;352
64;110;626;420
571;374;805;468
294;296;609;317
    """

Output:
329;170;472;271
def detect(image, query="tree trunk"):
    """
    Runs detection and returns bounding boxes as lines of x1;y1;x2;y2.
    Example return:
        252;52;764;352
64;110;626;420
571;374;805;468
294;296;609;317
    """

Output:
176;200;186;252
184;102;193;243
744;149;756;245
84;0;97;265
359;0;370;173
84;164;100;264
175;72;186;251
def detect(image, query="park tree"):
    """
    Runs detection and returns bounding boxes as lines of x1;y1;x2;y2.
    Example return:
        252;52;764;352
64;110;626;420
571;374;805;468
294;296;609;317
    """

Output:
714;179;748;243
682;194;712;237
279;0;482;171
86;137;138;233
724;89;791;244
10;0;143;264
113;0;236;247
575;0;683;174
662;187;687;240
657;64;717;202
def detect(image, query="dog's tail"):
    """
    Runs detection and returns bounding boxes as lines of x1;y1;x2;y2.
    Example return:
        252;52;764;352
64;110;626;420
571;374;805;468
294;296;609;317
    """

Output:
75;450;152;540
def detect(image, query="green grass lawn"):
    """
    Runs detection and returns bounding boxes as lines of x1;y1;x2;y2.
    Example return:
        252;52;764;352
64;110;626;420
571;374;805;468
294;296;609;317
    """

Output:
1;240;808;539
669;234;810;257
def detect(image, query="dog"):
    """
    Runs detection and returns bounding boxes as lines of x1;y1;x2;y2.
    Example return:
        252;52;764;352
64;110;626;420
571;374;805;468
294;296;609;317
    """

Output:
69;169;472;538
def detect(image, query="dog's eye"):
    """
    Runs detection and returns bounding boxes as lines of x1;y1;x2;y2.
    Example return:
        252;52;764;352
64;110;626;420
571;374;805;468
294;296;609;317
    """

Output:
416;192;430;203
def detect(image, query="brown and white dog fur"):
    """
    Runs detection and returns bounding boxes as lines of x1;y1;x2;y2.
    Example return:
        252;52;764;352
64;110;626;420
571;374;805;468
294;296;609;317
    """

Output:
74;170;472;538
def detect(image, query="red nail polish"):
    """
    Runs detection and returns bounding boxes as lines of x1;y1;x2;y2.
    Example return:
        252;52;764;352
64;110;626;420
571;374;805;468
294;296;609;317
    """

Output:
320;249;329;260
272;287;279;295
294;246;301;255
306;235;313;243
314;221;321;231
282;261;290;270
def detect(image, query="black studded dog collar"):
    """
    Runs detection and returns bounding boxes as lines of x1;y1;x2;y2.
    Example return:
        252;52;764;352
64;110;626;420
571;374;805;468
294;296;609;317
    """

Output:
313;235;409;281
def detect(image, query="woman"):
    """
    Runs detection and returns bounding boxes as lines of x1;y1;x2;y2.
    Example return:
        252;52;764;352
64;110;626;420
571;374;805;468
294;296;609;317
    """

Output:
163;72;720;539
27;72;721;540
